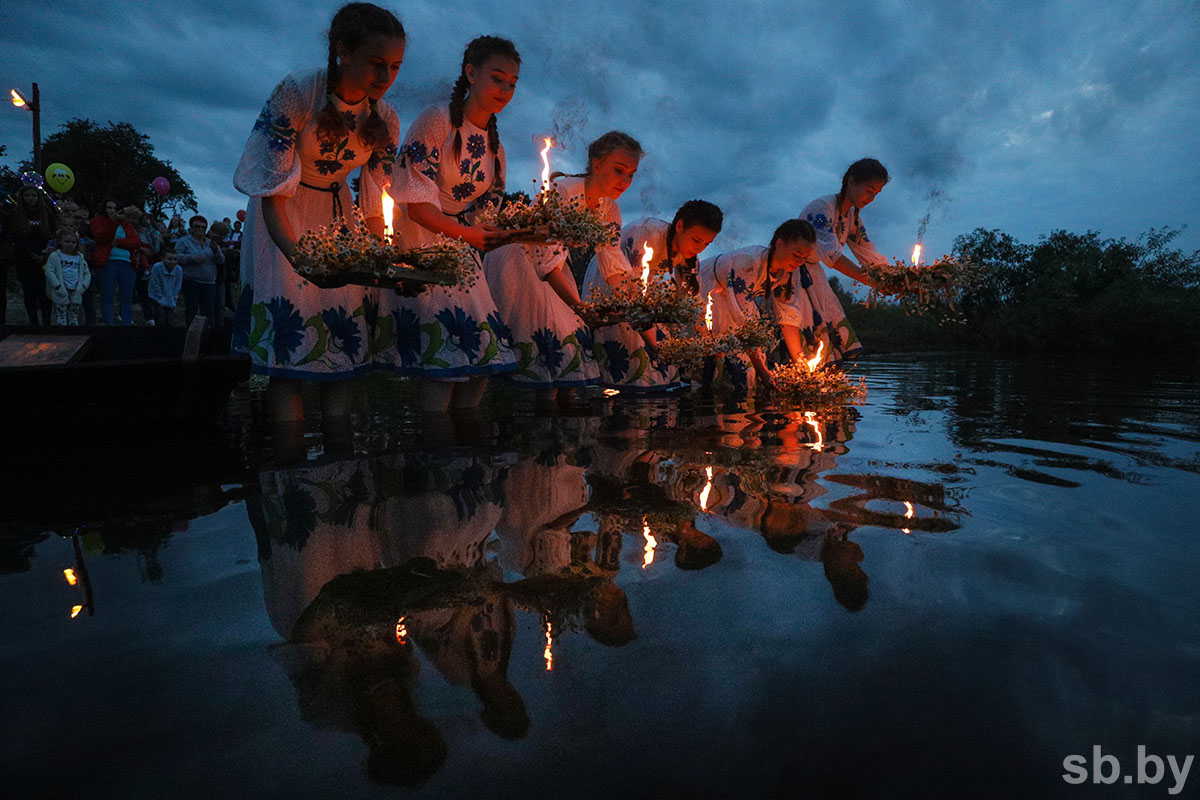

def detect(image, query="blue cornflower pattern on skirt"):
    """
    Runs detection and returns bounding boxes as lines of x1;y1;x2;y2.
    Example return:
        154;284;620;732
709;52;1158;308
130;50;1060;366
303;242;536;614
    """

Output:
603;339;630;383
322;306;362;360
267;296;304;363
392;307;422;366
532;328;565;373
487;310;513;345
436;306;481;360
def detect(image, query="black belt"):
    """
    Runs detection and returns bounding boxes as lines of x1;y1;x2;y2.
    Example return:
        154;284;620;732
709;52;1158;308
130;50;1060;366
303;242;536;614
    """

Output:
299;180;343;219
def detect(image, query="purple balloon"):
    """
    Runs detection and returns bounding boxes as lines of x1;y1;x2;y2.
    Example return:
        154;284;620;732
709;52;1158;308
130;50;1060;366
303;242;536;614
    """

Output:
152;176;170;196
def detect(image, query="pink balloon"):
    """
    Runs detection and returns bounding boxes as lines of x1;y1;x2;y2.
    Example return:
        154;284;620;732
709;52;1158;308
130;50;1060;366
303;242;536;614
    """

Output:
152;176;170;196
237;209;246;222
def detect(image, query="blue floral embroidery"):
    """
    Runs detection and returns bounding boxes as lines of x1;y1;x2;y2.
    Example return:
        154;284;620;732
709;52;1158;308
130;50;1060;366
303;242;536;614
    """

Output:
603;340;630;382
267;296;304;364
808;212;831;232
392;307;421;365
575;325;594;354
362;292;379;329
253;106;296;153
532;328;565;373
342;148;357;162
278;485;318;550
459;158;473;176
321;306;362;359
368;143;397;176
727;272;749;296
402;141;427;163
465;133;486;158
436;306;481;360
475;170;487;183
487;310;512;345
342;110;358;131
451;181;475;202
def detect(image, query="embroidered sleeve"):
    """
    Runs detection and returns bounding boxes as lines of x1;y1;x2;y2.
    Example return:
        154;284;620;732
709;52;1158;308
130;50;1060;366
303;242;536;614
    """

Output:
802;196;844;269
388;106;447;207
845;210;888;268
591;200;632;286
233;74;309;199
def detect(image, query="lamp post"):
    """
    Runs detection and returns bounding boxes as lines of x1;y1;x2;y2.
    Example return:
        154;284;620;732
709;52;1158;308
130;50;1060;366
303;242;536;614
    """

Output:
10;83;41;173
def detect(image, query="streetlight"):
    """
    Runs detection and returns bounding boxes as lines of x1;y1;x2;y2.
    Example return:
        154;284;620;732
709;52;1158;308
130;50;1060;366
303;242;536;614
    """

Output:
10;83;41;173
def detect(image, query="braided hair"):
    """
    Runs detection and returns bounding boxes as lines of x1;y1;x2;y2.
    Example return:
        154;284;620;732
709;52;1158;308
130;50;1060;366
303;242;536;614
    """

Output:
315;3;405;153
449;36;521;190
764;219;816;301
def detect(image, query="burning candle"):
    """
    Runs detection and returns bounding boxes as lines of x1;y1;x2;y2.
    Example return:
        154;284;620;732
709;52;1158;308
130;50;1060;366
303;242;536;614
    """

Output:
805;340;825;373
911;243;922;266
704;292;714;332
641;515;657;568
640;244;654;293
381;189;394;240
539;137;554;197
395;615;408;644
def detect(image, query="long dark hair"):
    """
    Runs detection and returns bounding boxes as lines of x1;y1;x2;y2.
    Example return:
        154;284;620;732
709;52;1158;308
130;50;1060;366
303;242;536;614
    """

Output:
315;3;405;152
450;36;520;190
764;218;817;300
12;187;54;236
668;200;722;296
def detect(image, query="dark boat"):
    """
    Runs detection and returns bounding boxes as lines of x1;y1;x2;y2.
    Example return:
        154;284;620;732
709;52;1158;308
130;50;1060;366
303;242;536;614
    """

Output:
0;322;250;435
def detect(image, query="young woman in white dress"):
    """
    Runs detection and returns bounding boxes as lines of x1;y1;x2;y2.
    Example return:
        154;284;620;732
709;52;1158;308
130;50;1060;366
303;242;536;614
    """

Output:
793;158;892;365
378;36;521;413
698;219;819;389
232;3;405;428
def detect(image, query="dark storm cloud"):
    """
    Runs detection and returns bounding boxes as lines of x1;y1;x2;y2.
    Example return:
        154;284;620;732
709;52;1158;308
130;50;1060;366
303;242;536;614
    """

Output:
2;0;1198;263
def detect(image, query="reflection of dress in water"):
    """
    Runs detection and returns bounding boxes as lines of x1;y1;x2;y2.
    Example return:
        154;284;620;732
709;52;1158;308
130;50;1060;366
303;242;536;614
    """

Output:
481;177;600;388
232;69;399;378
250;451;508;639
497;453;591;578
375;105;517;378
581;211;683;391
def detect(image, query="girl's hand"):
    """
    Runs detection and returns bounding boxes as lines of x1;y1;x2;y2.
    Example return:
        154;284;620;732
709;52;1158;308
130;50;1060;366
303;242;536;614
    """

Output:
461;224;510;252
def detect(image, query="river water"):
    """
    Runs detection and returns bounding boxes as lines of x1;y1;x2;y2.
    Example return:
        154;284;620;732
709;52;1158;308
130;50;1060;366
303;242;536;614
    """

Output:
4;354;1199;798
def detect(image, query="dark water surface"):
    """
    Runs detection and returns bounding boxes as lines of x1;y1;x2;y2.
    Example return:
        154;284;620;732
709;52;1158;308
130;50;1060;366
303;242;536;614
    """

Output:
4;355;1200;799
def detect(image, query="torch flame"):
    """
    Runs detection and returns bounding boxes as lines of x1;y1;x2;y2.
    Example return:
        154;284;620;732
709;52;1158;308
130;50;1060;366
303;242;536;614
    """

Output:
395;615;408;645
805;340;825;374
539;137;554;196
911;244;922;266
544;614;554;671
642;516;657;568
381;190;394;239
63;568;78;586
699;466;713;511
804;411;824;452
704;292;714;331
11;89;26;108
640;244;654;292
70;605;83;619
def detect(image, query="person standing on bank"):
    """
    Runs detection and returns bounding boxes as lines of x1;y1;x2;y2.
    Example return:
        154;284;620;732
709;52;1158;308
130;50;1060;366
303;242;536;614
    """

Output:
232;3;405;429
377;36;521;413
174;215;225;325
791;158;892;366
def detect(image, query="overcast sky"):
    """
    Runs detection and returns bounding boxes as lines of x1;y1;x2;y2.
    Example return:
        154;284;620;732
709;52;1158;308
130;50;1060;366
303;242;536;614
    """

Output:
3;0;1198;263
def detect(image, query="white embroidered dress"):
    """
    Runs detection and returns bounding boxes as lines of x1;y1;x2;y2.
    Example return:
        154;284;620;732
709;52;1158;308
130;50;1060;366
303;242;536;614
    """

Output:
232;70;399;379
376;104;517;378
698;245;785;394
482;176;600;387
583;216;683;392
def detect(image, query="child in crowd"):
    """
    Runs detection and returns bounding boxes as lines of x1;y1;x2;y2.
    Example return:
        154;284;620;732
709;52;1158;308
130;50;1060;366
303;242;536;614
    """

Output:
44;228;92;326
147;250;184;327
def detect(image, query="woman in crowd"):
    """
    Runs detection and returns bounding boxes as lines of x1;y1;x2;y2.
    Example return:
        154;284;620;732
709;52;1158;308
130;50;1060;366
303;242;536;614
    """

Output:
6;184;57;325
698;218;818;392
793;158;892;365
232;2;406;428
378;35;522;413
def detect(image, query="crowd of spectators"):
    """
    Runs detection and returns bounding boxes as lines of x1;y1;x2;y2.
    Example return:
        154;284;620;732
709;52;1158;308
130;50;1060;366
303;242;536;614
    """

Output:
1;187;241;330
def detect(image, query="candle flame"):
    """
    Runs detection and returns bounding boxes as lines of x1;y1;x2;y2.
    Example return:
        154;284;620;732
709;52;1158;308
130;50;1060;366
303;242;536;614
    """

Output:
642;516;657;568
539;137;554;195
911;244;922;266
70;605;83;619
640;244;654;292
699;466;713;511
804;411;824;452
602;388;621;397
381;190;394;238
704;292;713;331
902;500;914;534
395;615;408;645
543;614;554;671
805;340;825;373
63;568;78;586
10;89;25;108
